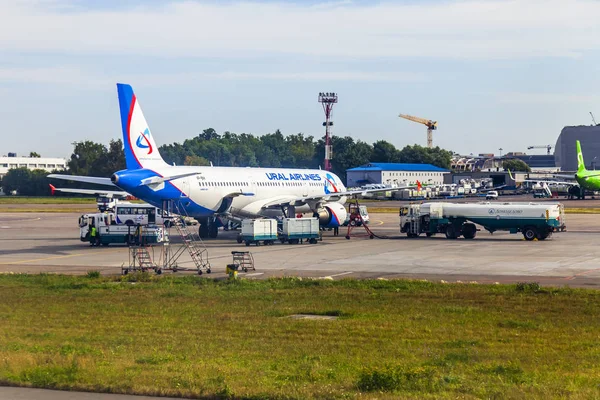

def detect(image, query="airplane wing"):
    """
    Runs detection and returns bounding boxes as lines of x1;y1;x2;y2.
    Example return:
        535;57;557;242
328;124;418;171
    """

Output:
47;174;115;187
478;185;507;192
49;172;203;190
140;172;202;187
515;177;577;186
49;184;128;197
507;170;578;186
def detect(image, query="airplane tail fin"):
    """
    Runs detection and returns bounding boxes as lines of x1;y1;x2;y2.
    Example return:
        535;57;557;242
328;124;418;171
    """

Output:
576;140;586;173
116;83;167;170
49;184;56;196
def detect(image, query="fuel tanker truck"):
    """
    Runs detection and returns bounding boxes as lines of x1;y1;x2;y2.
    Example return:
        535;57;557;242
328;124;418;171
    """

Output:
400;202;565;241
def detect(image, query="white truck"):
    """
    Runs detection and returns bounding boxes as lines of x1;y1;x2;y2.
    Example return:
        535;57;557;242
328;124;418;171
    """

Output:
96;195;119;212
400;202;565;241
79;213;165;246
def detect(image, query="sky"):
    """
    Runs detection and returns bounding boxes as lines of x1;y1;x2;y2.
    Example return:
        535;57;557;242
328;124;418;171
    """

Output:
1;0;600;159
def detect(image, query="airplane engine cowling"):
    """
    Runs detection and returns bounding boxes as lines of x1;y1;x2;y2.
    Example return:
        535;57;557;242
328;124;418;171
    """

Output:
317;203;347;228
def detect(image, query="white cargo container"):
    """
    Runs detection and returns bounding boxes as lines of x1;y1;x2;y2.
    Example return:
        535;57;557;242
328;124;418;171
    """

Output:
281;218;319;244
239;218;278;246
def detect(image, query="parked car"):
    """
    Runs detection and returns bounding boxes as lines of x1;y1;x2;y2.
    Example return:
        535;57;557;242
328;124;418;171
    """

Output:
486;190;498;200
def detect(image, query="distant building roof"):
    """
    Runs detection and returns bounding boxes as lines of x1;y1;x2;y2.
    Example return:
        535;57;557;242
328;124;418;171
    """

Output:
347;162;449;172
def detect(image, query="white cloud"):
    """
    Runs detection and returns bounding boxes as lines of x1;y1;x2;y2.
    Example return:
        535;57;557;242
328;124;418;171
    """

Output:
497;92;600;104
0;66;426;86
0;66;108;85
0;0;598;59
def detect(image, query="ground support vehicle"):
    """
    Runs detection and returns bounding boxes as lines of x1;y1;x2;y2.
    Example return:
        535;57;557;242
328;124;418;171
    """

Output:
485;190;498;200
400;202;565;241
96;195;118;212
238;219;278;246
80;213;165;246
343;204;370;226
279;218;319;244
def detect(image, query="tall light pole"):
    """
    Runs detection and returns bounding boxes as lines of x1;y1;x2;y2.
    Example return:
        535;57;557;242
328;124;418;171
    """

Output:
318;92;338;171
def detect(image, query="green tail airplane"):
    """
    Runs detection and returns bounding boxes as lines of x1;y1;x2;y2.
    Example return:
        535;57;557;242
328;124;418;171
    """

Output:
574;140;600;191
510;140;600;198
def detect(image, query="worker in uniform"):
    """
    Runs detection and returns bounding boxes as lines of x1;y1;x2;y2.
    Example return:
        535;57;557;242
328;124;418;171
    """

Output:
333;225;339;236
90;224;97;246
135;224;141;245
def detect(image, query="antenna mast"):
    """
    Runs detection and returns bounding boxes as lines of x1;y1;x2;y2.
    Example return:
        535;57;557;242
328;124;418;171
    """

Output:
318;92;338;171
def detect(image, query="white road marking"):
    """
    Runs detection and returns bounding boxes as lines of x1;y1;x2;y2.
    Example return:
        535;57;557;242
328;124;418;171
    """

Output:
244;272;264;277
321;271;354;279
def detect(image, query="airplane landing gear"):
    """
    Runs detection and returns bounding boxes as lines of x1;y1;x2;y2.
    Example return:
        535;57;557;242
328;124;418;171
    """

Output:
198;217;218;239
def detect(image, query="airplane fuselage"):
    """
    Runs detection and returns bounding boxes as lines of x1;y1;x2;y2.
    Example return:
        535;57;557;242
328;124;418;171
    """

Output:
113;165;347;219
576;172;600;192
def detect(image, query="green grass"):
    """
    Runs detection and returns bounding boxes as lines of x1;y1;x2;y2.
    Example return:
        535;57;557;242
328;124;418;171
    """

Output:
0;197;97;204
0;275;600;399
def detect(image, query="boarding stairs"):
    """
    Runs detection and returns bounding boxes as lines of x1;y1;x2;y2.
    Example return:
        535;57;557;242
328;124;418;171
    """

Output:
122;245;157;275
160;200;211;275
133;246;155;270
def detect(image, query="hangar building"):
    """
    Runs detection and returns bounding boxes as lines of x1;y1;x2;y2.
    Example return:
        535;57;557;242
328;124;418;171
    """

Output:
346;162;449;187
555;125;600;171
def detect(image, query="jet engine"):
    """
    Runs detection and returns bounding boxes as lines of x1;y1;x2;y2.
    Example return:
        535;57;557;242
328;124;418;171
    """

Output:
316;203;347;228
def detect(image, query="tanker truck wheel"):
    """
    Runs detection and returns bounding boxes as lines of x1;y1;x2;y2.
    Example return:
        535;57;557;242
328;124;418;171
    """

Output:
462;223;477;240
537;230;551;240
523;226;537;241
445;225;458;239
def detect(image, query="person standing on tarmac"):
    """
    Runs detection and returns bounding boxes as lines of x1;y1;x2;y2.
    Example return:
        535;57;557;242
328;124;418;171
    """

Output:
333;226;339;236
90;222;97;246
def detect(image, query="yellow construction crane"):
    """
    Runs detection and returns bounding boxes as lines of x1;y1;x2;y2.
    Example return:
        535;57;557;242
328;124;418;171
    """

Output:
398;114;438;148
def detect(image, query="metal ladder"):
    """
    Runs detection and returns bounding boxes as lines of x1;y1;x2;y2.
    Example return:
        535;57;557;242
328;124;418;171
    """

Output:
122;245;156;275
133;246;155;270
166;200;211;275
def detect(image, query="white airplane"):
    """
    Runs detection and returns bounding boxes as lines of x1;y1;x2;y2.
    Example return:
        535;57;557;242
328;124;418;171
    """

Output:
49;83;411;238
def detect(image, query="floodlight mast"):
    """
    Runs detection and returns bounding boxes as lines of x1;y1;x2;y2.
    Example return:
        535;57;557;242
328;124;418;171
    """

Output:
318;92;338;171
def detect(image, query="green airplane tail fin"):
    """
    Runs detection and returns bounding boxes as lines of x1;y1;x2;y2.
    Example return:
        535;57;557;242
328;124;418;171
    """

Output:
577;140;586;173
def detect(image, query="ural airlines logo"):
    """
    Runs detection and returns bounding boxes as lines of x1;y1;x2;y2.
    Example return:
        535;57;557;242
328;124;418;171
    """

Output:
135;128;153;155
324;173;339;194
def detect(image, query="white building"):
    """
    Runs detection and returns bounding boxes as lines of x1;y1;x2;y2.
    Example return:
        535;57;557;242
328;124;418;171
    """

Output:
346;162;450;187
0;155;67;179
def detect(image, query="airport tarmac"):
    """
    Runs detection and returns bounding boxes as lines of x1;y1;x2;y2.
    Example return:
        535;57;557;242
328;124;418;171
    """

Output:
2;211;600;288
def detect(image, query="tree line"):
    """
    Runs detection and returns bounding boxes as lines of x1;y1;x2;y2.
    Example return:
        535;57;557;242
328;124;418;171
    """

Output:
1;129;453;196
160;128;453;180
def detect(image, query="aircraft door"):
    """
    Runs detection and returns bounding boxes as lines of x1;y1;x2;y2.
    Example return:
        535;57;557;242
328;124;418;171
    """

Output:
248;175;256;196
180;177;190;198
302;180;309;197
